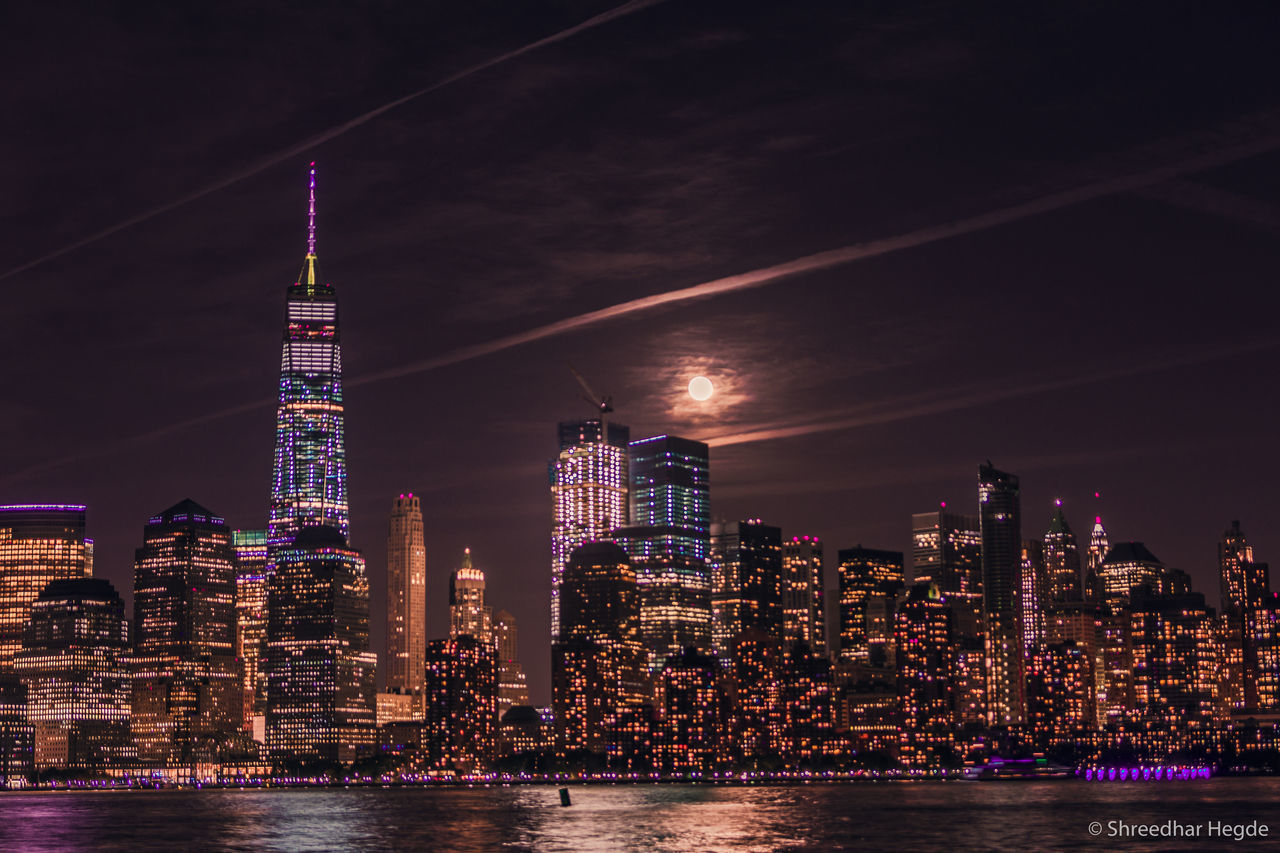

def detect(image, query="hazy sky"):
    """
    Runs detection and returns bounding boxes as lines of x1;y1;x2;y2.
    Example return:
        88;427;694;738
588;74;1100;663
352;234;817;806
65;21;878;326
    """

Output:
4;1;1280;702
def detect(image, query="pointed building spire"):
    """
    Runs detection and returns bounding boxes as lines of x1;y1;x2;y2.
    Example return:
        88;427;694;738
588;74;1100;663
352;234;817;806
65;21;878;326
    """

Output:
305;162;318;287
462;547;473;570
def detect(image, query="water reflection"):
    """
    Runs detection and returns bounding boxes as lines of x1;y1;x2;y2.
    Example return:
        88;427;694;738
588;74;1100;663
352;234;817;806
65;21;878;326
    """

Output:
2;781;1280;852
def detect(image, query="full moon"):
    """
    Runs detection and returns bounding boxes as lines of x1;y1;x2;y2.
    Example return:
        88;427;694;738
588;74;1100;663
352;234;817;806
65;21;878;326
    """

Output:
688;375;714;401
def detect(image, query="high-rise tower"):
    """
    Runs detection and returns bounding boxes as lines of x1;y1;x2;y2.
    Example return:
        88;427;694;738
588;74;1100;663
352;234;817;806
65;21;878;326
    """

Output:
386;494;426;695
615;434;712;669
550;418;629;639
978;462;1024;726
450;548;492;644
268;164;349;555
1043;502;1083;603
0;505;92;673
130;500;241;770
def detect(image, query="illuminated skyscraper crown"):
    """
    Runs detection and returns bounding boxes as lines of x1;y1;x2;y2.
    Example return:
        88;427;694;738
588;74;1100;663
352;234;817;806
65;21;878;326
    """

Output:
267;163;349;553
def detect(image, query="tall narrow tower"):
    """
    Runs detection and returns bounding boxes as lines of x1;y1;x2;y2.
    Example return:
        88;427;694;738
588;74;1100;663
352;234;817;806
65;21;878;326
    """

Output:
979;462;1024;726
386;494;426;694
268;163;350;554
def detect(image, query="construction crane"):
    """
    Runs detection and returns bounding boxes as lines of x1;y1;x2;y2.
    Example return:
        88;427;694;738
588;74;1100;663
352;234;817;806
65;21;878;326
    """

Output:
568;364;614;440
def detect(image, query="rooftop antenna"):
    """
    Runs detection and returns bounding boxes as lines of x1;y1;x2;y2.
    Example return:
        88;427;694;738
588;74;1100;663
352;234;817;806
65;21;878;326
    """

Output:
307;161;317;258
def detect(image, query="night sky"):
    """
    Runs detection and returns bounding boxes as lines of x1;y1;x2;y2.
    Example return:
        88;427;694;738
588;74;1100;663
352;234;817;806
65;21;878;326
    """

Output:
4;1;1280;704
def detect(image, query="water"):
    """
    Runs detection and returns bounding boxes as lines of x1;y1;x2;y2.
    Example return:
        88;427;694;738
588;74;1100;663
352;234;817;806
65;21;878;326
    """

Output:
2;780;1279;851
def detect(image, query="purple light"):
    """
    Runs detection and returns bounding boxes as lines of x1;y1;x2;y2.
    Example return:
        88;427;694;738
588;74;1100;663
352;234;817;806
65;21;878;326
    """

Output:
1108;769;1116;780
0;504;87;511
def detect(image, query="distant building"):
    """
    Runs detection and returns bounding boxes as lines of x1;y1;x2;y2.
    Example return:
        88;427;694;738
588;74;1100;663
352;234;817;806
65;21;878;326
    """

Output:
836;546;903;664
552;542;647;757
1043;502;1083;603
1218;521;1270;709
979;462;1025;726
657;646;721;773
895;583;954;767
782;536;826;656
1084;515;1109;602
711;520;784;659
0;680;33;787
1099;542;1167;608
1129;588;1224;752
1020;539;1047;653
780;642;835;766
1026;641;1093;752
14;578;133;774
424;635;496;772
550;419;629;640
449;548;492;645
0;505;92;673
265;526;376;766
233;529;269;734
130;500;241;773
493;609;529;719
386;495;427;698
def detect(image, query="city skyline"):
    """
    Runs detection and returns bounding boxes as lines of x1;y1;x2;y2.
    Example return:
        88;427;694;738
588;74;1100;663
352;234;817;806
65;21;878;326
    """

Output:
4;1;1280;709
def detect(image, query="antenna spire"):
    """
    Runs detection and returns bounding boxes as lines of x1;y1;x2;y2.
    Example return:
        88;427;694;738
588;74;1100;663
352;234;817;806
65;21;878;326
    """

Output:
307;162;317;257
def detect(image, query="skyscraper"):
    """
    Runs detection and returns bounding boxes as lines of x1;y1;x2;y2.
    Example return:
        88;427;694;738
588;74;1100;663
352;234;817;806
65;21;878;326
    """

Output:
836;546;903;665
782;536;826;656
493;609;529;718
978;462;1024;726
449;548;492;644
1218;520;1270;708
0;505;92;673
14;578;133;773
386;494;426;695
423;635;497;772
910;508;982;596
550;419;629;639
130;500;240;771
268;164;350;555
617;434;712;669
233;528;269;735
1085;515;1109;601
710;520;784;658
266;526;376;765
1043;502;1083;602
894;583;955;767
1099;542;1167;607
1020;539;1047;653
552;542;647;756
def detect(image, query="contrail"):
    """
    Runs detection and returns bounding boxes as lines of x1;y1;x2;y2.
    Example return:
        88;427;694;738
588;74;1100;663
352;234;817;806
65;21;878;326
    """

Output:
6;119;1280;485
347;121;1280;387
700;339;1280;448
1141;180;1280;235
0;0;669;284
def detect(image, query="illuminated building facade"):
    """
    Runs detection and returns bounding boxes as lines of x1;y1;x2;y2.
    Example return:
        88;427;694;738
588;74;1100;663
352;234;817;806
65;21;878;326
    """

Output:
1218;521;1270;709
551;542;647;757
14;579;132;773
130;500;240;771
423;635;496;772
550;419;629;639
233;529;269;733
1026;641;1092;752
265;526;376;766
1043;502;1083;602
780;642;835;766
657;646;721;773
386;494;426;697
493;609;529;718
618;434;712;670
1096;609;1133;726
268;164;350;555
1085;515;1109;601
836;546;903;664
711;520;783;659
894;583;955;767
0;505;92;673
1249;594;1280;711
1021;539;1047;653
449;548;492;644
782;536;826;656
978;462;1025;726
0;680;33;786
726;628;782;767
910;509;982;594
1129;588;1225;750
1099;542;1167;607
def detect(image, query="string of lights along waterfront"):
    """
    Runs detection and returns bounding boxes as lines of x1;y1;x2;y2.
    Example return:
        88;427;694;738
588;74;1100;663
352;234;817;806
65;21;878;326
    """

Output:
4;167;1280;790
